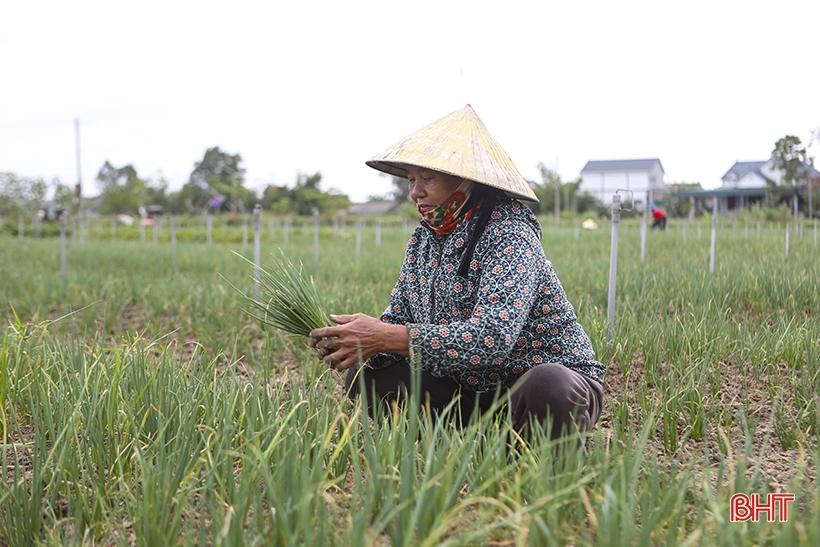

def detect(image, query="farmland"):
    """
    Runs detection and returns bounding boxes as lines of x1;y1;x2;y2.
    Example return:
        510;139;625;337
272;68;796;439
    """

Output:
0;216;817;545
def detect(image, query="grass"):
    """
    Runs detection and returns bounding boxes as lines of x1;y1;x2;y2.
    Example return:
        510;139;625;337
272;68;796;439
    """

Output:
0;215;817;545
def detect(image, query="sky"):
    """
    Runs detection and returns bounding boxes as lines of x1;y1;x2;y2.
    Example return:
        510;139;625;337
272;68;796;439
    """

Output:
1;0;819;202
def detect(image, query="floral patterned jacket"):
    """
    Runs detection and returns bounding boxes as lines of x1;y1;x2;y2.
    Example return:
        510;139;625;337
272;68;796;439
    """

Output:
367;196;606;392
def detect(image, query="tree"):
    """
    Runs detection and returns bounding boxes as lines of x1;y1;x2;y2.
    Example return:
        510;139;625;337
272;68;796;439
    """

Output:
259;171;351;215
95;161;120;190
528;164;599;218
575;190;608;217
96;161;150;215
53;181;74;211
297;172;322;191
190;146;245;188
770;135;808;216
146;175;170;210
290;172;351;215
0;172;48;217
290;172;323;215
260;184;291;213
537;163;561;225
807;127;819;218
666;183;703;217
180;146;253;212
173;178;211;213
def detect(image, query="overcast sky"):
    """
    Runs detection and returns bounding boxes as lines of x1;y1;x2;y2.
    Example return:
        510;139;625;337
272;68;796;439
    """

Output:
2;0;818;202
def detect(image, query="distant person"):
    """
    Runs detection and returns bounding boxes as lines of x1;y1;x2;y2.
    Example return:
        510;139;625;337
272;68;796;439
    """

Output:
651;205;667;230
308;105;605;441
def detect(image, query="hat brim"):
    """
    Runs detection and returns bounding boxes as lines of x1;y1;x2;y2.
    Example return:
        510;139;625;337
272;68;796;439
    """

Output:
366;159;538;203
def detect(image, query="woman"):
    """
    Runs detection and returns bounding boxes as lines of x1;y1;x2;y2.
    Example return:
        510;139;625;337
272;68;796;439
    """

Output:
309;105;605;439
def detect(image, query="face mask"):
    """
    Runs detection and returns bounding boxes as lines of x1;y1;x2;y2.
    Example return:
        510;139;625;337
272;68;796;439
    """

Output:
419;178;475;235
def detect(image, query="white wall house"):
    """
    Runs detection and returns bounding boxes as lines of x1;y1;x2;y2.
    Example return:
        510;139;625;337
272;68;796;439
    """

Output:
721;159;819;189
579;158;665;208
679;159;820;216
721;161;771;188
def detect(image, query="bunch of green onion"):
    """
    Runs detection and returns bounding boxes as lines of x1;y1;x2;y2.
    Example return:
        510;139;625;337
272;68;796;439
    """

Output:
229;252;330;336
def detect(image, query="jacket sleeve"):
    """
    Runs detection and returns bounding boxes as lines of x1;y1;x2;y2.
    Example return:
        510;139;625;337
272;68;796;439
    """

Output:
405;228;542;385
364;230;417;370
533;264;606;382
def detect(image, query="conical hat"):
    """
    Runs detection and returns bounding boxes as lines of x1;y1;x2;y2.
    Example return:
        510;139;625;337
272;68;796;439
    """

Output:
366;105;538;202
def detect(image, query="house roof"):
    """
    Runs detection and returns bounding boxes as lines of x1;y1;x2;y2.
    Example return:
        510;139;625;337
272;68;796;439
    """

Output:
722;160;820;183
580;159;664;174
347;200;400;216
721;161;767;182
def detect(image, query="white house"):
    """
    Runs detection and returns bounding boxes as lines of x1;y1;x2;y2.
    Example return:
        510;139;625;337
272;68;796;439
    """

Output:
579;158;666;208
678;159;820;215
721;160;770;188
720;159;819;189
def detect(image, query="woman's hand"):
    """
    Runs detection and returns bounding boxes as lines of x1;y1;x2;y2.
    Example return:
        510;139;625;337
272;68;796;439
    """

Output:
309;313;389;370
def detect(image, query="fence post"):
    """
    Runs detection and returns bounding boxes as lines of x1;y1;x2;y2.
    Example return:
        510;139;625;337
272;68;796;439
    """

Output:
814;218;817;247
375;221;382;247
312;208;320;273
242;216;249;252
111;216;117;238
206;214;213;245
60;214;68;280
607;193;623;342
284;217;290;246
640;213;647;264
709;197;717;274
686;197;695;240
573;219;579;241
683;203;692;242
170;215;177;261
153;218;159;246
253;204;262;300
785;223;790;259
355;220;362;259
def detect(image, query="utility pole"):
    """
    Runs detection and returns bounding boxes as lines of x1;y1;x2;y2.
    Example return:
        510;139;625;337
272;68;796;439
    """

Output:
808;129;817;220
74;118;82;217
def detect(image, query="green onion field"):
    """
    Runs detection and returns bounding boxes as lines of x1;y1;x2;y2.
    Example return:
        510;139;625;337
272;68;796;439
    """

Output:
1;216;817;545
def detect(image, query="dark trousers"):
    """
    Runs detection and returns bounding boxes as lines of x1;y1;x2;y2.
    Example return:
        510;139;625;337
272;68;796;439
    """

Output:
651;217;667;230
345;363;604;440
